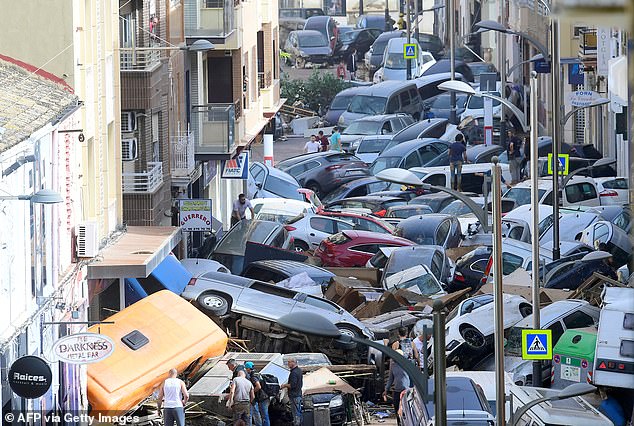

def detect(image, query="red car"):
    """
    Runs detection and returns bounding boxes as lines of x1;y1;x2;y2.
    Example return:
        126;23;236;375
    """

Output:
314;230;415;267
317;210;396;235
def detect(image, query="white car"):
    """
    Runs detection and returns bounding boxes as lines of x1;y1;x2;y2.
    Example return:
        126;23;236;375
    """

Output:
285;213;355;252
251;197;316;223
502;176;601;208
443;293;532;367
594;176;629;206
382;264;447;298
373;39;436;83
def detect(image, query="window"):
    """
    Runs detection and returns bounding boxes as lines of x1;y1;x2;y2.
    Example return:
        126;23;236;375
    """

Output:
250;282;297;298
264;175;302;200
310;217;335;233
562;311;595;329
620;340;634;358
418;145;440;164
350;244;380;254
250;163;265;182
624;313;634;331
304;296;340;313
399;92;411;107
592;223;610;247
550;321;565;344
386;97;399;114
501;252;524;275
602;178;628;190
431;252;443;280
381;121;393;135
435;221;450;246
243;267;285;283
335;220;354;232
470;258;487;273
432;142;449;153
368;181;388;193
425;173;447;187
613;210;630;231
404;152;421;168
565;183;597;203
287;163;308;178
270;229;287;248
508;226;525;241
409;89;419;101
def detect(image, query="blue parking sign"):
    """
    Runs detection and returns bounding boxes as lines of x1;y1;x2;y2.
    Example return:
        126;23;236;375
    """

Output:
521;329;552;360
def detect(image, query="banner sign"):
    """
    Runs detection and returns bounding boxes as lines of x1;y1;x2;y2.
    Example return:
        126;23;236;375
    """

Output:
567;90;606;108
222;151;249;179
52;333;115;364
179;199;213;231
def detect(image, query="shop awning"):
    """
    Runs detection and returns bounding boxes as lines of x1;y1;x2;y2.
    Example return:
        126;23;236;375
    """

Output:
87;226;182;279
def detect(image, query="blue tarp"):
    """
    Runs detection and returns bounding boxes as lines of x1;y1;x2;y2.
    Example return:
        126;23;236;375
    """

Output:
125;254;192;305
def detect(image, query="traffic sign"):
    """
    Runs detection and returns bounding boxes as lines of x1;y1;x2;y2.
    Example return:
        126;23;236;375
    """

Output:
403;43;417;59
547;153;569;175
522;329;553;360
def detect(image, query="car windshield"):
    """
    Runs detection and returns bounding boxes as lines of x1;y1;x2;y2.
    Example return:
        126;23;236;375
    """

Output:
385;52;415;69
389;207;430;218
339;31;358;42
298;33;328;47
505;326;525;356
348;95;388;114
384;266;442;296
369;156;400;174
344;120;382;135
441;200;479;216
372;39;390;55
431;93;467;109
215;220;278;255
357;138;391;153
330;94;355;110
503;188;545;206
264;175;303;200
467;92;501;109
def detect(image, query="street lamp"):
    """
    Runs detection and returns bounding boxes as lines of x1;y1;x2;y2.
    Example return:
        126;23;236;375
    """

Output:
562;98;610;125
475;20;550;61
509;383;597;426
0;189;64;204
507;53;544;79
438;80;529;132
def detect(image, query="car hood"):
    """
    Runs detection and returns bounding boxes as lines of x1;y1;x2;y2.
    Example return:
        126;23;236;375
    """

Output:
324;109;345;126
300;46;332;56
339;111;370;126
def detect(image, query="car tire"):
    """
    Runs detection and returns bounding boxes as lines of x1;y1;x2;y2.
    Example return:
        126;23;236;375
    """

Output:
460;325;486;349
296;57;306;69
333;326;360;350
294;240;310;252
519;303;533;318
197;293;229;316
306;182;321;197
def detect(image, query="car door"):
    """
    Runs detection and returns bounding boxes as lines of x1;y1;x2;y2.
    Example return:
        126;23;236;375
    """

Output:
564;182;600;207
237;282;298;319
307;216;337;247
248;163;266;198
291;294;343;322
402;150;422;169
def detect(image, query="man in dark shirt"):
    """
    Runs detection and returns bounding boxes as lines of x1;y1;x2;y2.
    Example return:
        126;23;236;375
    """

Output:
449;134;468;191
281;357;303;426
226;358;245;379
317;130;330;152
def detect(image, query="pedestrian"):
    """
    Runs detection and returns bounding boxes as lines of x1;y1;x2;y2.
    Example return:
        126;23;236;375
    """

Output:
231;194;255;227
346;49;358;81
449;134;468;191
330;127;342;151
336;58;347;80
506;130;523;184
230;370;255;425
520;136;530;179
382;350;409;426
303;135;321;153
245;362;271;426
397;13;406;30
227;358;247;379
318;130;330;152
412;331;431;371
281;357;303;426
157;368;189;426
391;327;417;365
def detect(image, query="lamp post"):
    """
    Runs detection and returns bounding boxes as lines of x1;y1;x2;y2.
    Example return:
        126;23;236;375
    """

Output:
406;0;412;80
447;0;456;124
509;383;597;426
0;189;64;204
475;20;550;61
507;53;544;79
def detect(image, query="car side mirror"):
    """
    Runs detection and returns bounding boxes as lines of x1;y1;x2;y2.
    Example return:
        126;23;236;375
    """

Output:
463;303;474;314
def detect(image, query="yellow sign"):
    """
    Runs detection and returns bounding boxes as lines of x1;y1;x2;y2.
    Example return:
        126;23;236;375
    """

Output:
403;43;417;59
547;153;569;175
522;329;553;360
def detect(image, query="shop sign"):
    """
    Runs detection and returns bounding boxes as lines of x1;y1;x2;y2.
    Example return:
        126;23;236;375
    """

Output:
8;356;52;399
52;333;115;364
221;151;249;179
179;199;213;231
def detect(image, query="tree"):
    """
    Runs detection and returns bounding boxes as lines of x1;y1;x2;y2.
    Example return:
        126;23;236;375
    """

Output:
281;70;352;113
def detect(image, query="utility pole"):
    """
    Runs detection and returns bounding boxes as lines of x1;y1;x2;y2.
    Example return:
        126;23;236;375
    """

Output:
406;0;412;80
448;0;456;123
414;0;419;40
498;0;507;148
550;5;561;260
433;300;447;426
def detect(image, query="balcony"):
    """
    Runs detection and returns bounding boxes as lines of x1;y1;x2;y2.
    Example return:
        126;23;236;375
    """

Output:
191;103;238;157
120;49;162;72
184;0;237;45
122;162;164;193
170;131;198;184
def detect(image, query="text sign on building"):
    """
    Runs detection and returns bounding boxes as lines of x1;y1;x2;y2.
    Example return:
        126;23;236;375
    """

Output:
596;27;610;76
52;333;115;364
222;151;249;179
522;329;553;360
567;90;605;108
8;356;52;399
403;44;417;59
179;199;213;231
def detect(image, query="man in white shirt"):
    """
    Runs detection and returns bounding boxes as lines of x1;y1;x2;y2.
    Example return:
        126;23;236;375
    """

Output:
232;193;255;226
303;135;321;153
230;370;255;424
157;368;189;426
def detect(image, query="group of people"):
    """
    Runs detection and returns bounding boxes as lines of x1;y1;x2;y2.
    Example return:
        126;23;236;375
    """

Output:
303;127;342;153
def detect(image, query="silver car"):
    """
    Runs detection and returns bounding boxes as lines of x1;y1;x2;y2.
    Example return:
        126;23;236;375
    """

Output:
286;213;355;252
182;271;374;339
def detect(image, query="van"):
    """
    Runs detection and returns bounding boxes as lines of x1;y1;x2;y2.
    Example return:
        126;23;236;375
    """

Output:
338;80;423;127
593;287;634;389
304;15;340;52
373;38;436;83
87;291;228;414
502;176;601;208
410;163;513;194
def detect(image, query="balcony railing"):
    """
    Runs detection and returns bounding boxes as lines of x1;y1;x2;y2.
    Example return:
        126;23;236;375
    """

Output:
191;104;236;155
184;0;235;38
170;131;196;176
122;162;164;193
120;49;161;71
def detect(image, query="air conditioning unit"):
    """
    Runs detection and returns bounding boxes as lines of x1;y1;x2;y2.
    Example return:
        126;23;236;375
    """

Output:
76;221;99;258
121;111;137;133
122;138;138;161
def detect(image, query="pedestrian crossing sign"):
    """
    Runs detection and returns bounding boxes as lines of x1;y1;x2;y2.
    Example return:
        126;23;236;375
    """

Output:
521;329;552;360
547;153;569;175
403;44;417;59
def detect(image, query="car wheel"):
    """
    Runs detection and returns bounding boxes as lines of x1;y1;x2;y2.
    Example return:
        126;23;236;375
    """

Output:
296;57;306;68
306;182;321;197
294;240;310;252
197;293;229;316
460;325;486;349
519;303;533;318
334;326;359;350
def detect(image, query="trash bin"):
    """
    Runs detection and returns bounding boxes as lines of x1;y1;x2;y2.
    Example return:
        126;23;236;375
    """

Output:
551;329;597;389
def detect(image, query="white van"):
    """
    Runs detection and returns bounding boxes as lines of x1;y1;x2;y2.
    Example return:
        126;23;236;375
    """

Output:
373;38;436;83
593;286;634;389
410;163;512;195
503;176;601;208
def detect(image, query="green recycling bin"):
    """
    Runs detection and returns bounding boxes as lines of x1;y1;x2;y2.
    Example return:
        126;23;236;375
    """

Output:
551;329;597;389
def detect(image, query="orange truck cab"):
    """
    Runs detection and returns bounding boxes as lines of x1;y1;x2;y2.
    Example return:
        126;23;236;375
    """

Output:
87;290;228;415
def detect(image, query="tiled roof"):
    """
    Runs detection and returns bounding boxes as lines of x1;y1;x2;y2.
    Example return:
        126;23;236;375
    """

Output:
0;54;78;154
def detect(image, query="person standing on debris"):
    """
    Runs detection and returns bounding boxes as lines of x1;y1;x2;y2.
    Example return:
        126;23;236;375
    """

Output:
382;350;409;425
318;130;330;152
245;362;270;426
157;368;189;426
227;358;246;379
449;133;468;191
330;127;342;151
506;129;523;184
230;370;255;425
232;194;255;227
303;135;321;153
281;357;303;426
